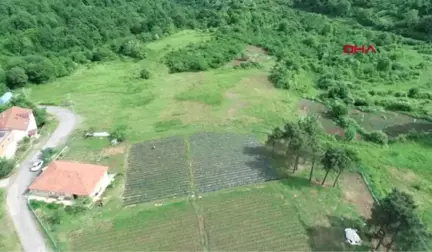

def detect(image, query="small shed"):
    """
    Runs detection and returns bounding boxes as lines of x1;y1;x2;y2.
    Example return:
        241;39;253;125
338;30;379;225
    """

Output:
0;92;12;105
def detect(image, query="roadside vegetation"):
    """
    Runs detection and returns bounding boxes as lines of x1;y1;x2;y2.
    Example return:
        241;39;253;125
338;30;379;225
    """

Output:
0;190;21;251
0;0;431;250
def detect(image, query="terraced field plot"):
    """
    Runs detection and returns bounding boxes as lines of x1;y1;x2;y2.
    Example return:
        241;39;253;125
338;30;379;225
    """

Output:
123;137;190;206
200;186;310;251
69;202;201;251
190;132;277;193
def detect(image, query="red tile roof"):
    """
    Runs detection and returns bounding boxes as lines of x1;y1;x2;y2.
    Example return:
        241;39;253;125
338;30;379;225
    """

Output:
29;161;108;196
0;106;33;131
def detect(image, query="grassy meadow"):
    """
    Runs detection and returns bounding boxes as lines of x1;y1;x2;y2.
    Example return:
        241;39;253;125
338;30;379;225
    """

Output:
0;190;21;251
25;29;432;250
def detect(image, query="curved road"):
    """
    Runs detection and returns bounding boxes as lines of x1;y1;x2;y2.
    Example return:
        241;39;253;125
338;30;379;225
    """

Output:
6;106;79;252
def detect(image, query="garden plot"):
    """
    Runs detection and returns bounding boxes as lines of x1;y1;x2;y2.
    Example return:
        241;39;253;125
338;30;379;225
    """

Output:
123;137;190;206
200;187;310;251
190;132;277;193
69;202;201;251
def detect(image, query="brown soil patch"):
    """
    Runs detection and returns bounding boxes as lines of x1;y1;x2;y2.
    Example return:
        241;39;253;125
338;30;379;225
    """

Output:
246;45;268;55
339;173;374;218
102;145;126;156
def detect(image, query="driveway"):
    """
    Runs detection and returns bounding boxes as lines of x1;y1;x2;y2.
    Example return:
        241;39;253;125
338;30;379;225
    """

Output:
6;106;79;252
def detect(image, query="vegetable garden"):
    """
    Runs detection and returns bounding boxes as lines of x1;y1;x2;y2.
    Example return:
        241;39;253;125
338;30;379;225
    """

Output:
123;137;191;206
190;132;277;193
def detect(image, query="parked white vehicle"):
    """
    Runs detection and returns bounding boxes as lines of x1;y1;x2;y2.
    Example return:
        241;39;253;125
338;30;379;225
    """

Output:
29;160;44;172
345;228;362;245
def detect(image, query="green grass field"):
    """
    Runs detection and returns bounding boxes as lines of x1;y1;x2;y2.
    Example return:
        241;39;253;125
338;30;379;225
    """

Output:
25;30;432;250
0;190;21;251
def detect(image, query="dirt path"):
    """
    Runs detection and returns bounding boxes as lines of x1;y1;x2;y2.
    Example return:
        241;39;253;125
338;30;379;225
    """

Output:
339;173;374;218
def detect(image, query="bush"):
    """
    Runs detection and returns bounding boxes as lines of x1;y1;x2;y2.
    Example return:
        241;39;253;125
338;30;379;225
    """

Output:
329;101;349;119
110;124;127;142
140;69;151;79
64;205;86;215
0;158;16;178
46;211;61;225
6;67;28;88
407;88;420;98
385;101;413;112
41;148;57;164
364;130;388;145
345;126;357;141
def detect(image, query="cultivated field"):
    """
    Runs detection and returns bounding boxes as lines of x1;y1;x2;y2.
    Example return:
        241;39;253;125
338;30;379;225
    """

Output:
190;132;277;193
200;186;309;251
123;136;190;206
123;132;276;205
69;201;201;251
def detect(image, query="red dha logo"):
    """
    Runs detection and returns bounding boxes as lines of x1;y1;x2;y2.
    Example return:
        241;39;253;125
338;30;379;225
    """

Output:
343;45;377;54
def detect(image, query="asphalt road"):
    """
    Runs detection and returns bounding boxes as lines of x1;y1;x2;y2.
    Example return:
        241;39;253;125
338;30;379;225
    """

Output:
6;106;79;252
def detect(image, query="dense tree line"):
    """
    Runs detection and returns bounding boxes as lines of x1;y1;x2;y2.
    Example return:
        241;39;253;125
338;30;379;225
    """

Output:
293;0;432;41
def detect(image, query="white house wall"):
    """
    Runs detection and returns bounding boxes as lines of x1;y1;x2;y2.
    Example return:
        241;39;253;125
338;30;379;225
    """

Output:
12;129;27;142
28;113;37;133
3;140;17;159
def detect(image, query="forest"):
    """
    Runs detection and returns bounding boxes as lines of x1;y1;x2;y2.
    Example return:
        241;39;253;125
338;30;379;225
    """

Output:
0;0;431;119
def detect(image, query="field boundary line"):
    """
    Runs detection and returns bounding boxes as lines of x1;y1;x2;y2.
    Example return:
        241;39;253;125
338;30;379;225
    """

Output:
189;199;209;251
184;136;196;195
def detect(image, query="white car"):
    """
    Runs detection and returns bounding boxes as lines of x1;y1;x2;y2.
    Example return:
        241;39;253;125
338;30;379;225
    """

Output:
29;160;44;172
345;228;362;245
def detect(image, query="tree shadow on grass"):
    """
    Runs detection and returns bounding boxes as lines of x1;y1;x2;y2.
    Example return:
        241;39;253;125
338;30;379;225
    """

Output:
243;144;296;179
305;215;370;252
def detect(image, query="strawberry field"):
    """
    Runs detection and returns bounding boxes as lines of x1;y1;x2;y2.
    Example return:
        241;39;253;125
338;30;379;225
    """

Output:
123;136;191;206
190;132;277;193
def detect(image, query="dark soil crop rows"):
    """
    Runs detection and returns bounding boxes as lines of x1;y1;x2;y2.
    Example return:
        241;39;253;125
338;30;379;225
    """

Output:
199;187;310;251
190;132;277;194
123;137;190;206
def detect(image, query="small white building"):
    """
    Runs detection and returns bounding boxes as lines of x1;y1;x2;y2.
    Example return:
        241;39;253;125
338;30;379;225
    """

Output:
0;106;38;142
28;161;111;201
0;106;38;159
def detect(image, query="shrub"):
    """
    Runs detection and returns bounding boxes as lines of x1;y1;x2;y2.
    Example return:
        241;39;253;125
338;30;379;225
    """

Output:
345;126;357;141
327;84;350;100
6;67;28;88
0;158;16;178
364;130;388;145
46;211;61;225
110;124;127;142
41;147;57;164
65;205;86;215
385;101;413;112
407;87;419;98
140;69;151;79
329;101;349;119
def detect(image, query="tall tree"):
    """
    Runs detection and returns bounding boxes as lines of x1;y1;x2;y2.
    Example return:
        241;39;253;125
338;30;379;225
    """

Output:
320;146;340;185
298;114;323;181
367;189;421;251
288;129;306;172
332;148;358;187
266;127;284;154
